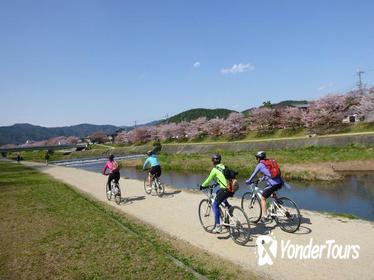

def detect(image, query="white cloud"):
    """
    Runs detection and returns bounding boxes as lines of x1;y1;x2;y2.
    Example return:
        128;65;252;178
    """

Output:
318;82;334;91
193;61;200;69
221;63;255;74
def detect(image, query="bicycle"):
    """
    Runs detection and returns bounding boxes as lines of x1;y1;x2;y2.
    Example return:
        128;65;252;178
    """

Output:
105;175;122;205
198;183;251;245
241;180;301;233
143;171;164;197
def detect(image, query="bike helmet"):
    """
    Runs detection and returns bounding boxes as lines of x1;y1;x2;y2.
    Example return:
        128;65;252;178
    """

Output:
255;151;266;160
146;150;153;156
109;154;114;161
211;154;221;164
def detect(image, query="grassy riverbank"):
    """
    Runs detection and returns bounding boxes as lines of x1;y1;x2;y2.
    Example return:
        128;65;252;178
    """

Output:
123;145;374;181
0;162;257;280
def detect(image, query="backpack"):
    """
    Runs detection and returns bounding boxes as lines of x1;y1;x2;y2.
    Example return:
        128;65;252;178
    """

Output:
112;161;120;172
260;159;281;179
215;166;239;193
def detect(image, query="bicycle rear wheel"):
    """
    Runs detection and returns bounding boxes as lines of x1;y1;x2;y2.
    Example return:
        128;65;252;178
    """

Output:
198;199;215;233
241;192;262;223
274;197;301;233
155;179;164;197
144;177;152;195
228;206;251;245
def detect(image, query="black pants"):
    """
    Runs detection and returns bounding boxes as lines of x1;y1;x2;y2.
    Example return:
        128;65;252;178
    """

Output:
107;172;120;190
150;165;162;178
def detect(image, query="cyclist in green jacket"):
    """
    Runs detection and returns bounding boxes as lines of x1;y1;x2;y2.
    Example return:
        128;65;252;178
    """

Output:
200;154;232;234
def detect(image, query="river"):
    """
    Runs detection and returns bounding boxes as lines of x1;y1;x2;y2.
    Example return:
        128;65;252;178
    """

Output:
75;162;374;221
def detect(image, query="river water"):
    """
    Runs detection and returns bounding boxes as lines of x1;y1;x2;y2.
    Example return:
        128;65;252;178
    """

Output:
77;162;374;221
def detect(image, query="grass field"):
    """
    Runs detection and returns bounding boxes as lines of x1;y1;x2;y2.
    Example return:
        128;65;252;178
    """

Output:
123;144;374;181
0;162;258;280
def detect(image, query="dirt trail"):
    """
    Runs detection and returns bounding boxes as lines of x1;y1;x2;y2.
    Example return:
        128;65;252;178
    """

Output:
23;162;374;280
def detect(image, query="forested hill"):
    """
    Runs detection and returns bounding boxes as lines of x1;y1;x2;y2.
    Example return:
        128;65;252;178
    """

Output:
0;123;119;145
166;108;237;123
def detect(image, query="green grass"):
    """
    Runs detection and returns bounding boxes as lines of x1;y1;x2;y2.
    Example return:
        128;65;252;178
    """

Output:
159;144;374;171
124;144;374;181
0;162;257;280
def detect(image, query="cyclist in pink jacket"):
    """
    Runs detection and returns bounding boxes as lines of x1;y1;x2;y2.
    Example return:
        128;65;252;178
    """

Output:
102;154;120;192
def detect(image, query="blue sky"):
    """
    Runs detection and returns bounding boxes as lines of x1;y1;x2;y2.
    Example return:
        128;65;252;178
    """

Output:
1;0;374;127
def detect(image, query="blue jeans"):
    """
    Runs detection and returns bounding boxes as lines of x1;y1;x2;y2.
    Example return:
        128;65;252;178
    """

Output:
213;188;232;225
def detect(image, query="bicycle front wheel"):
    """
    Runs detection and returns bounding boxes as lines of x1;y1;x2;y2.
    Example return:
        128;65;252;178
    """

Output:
114;184;122;205
241;192;262;223
144;177;151;195
228;206;251;245
106;183;112;200
274;197;301;233
198;199;215;233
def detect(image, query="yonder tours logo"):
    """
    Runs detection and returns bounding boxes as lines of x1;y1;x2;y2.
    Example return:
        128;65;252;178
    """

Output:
256;234;360;266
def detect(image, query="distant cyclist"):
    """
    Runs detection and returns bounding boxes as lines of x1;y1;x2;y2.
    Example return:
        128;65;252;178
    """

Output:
16;153;21;163
45;152;50;166
143;150;162;191
102;154;120;195
200;154;233;234
246;151;283;223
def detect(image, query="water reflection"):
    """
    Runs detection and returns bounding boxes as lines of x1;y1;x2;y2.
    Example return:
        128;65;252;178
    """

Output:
77;163;374;221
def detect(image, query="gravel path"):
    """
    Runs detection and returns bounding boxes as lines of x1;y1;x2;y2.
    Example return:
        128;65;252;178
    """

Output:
24;162;374;280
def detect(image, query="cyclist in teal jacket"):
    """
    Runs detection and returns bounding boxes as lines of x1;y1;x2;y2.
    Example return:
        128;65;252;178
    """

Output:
143;150;162;191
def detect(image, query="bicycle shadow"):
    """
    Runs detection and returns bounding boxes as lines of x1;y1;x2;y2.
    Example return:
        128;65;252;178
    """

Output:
249;215;312;236
160;189;182;199
216;227;254;246
121;195;146;205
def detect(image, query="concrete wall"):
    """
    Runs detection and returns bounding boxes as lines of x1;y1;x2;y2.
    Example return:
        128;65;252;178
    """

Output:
161;134;374;154
106;134;374;155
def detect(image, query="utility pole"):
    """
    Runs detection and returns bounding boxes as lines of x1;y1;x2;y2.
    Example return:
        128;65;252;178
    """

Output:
134;120;137;128
357;70;365;93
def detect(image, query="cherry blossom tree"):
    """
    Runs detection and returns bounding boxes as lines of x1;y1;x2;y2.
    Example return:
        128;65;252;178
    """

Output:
248;107;279;132
221;113;247;139
279;107;305;130
90;132;108;144
114;132;129;144
125;127;154;143
66;136;79;144
185;117;207;139
156;123;179;141
203;118;224;137
354;88;374;122
302;94;349;134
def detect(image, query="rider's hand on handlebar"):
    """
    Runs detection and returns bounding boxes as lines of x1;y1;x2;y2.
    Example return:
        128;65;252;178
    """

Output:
199;185;205;190
245;179;251;185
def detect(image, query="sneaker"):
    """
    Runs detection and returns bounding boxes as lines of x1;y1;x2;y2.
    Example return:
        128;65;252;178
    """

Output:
212;225;222;234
